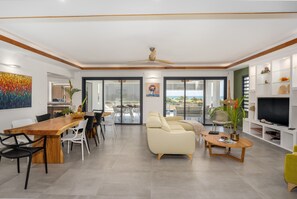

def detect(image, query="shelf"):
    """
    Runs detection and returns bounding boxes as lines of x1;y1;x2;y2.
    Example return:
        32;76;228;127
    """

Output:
257;83;270;86
251;128;262;133
272;81;290;84
272;68;291;73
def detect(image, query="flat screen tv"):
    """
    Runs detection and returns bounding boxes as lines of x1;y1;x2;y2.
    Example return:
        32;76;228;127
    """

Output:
258;97;289;126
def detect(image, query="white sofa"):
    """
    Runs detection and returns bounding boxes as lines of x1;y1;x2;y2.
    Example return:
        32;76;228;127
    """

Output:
146;112;195;160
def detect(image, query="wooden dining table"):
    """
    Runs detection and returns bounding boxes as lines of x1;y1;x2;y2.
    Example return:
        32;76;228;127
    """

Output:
4;112;112;164
4;115;83;164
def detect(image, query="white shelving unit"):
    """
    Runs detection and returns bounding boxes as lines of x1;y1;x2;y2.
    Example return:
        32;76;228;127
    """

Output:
243;51;297;152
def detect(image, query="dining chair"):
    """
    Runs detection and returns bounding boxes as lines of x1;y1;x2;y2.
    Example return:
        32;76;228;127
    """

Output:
94;112;105;141
11;118;35;144
61;119;90;161
36;113;51;122
101;112;118;138
84;115;98;148
0;133;47;189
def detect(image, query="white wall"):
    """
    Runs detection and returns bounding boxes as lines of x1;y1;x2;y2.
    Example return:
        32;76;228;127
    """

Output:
72;69;232;123
0;49;74;132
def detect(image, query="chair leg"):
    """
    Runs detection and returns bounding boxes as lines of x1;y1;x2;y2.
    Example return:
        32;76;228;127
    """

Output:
67;141;70;154
24;156;32;189
95;126;100;144
17;158;20;173
85;133;90;151
81;141;84;161
83;134;90;154
71;142;74;151
288;183;297;192
44;149;48;174
100;124;105;140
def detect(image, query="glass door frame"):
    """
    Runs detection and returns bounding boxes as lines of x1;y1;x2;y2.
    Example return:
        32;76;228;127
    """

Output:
82;77;143;125
163;77;227;125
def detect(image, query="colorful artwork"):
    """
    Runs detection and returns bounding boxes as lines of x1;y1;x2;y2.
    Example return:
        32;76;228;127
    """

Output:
0;72;32;109
146;83;160;97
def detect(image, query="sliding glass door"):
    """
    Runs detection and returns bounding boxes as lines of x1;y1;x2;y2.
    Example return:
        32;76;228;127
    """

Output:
164;77;226;125
82;77;143;124
186;80;204;123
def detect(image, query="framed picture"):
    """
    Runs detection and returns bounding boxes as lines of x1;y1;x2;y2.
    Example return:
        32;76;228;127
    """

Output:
0;72;32;109
146;83;160;97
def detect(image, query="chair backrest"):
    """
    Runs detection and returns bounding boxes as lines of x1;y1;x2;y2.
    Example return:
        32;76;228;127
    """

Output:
54;112;64;118
84;115;94;132
94;112;103;125
214;110;229;122
11;118;35;128
77;119;88;135
36;113;51;122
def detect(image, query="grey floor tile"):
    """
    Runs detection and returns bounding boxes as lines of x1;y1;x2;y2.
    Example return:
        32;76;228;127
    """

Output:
0;125;296;199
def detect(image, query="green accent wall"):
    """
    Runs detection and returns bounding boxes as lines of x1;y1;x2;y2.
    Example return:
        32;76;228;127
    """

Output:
234;67;249;99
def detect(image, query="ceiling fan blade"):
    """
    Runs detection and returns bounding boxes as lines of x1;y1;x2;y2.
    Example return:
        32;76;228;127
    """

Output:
155;59;174;64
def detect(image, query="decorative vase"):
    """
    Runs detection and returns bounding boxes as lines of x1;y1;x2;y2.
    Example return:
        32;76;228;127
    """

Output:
230;131;239;141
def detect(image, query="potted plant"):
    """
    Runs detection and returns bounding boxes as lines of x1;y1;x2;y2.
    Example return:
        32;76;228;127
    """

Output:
65;80;81;111
211;97;246;141
226;97;246;141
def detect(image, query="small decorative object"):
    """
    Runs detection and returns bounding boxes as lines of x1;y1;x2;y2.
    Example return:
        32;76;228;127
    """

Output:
265;80;269;84
146;83;160;97
280;77;289;82
71;112;85;119
261;66;270;74
249;104;255;120
0;72;32;109
278;85;288;94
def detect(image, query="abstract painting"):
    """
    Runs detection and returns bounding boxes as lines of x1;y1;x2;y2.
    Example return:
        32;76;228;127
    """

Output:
146;83;160;97
0;72;32;109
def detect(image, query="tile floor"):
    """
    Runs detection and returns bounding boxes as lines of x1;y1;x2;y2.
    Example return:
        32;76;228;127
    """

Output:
0;125;296;199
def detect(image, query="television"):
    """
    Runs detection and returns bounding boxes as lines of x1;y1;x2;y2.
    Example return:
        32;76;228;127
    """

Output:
258;98;289;126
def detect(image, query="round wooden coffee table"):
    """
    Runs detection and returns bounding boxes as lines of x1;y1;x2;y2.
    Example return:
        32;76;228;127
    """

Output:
203;132;253;163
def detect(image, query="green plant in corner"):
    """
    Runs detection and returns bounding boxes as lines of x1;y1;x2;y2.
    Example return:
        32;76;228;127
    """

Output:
65;80;81;105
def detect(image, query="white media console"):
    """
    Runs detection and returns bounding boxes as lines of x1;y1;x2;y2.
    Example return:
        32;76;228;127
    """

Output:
243;49;297;152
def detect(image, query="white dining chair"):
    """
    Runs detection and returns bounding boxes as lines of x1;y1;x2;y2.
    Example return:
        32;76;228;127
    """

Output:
61;119;89;161
101;113;118;138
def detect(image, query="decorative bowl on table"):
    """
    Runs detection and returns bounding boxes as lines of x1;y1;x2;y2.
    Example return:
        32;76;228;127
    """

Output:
71;112;85;119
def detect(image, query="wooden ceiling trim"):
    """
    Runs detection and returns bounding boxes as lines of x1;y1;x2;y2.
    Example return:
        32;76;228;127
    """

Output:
0;12;297;20
1;34;296;70
226;38;297;68
81;66;227;70
0;34;82;69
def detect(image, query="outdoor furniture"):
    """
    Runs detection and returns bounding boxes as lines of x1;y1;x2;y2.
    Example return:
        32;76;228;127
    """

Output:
0;133;47;189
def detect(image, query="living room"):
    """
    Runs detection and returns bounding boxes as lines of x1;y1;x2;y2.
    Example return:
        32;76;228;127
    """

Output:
0;1;297;198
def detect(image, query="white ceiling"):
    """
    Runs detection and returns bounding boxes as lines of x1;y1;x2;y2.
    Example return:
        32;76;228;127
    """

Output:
0;0;297;69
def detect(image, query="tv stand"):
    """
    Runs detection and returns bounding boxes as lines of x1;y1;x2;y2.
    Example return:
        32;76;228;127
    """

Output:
243;119;296;151
244;51;297;152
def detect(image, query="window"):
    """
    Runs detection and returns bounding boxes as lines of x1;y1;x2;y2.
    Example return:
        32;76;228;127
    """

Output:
242;75;249;111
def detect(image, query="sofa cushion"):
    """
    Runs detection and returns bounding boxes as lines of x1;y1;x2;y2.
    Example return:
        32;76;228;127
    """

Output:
170;124;185;130
148;112;160;117
160;117;171;132
146;115;162;128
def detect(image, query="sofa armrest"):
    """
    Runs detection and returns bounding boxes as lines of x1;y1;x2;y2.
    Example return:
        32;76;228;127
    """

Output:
284;154;297;184
165;116;183;121
147;129;195;155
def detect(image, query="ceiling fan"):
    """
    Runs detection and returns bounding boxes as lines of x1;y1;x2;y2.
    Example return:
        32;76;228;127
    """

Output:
128;47;174;66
